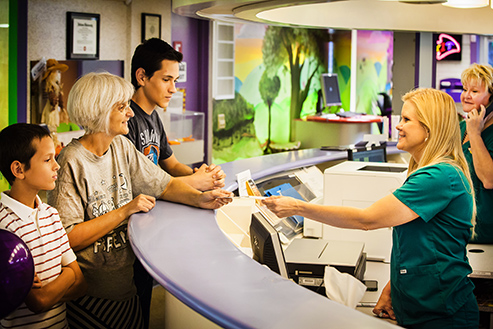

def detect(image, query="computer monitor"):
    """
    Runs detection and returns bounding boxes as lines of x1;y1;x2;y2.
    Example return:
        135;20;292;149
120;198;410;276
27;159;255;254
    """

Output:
256;174;315;202
256;174;316;239
320;73;342;107
347;144;387;163
249;212;289;278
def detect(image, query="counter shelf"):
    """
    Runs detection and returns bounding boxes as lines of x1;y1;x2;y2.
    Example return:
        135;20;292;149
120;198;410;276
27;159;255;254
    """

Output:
128;147;403;328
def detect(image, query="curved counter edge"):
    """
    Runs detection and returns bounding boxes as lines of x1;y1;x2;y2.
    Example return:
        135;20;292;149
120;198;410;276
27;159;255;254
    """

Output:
128;148;403;329
222;147;402;192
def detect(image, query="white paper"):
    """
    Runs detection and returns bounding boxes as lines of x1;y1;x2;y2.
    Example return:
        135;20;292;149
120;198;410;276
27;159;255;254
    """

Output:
73;18;97;55
324;266;367;309
236;170;252;197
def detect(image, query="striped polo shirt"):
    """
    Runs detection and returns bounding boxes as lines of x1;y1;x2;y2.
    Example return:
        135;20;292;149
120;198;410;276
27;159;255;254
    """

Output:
0;191;76;329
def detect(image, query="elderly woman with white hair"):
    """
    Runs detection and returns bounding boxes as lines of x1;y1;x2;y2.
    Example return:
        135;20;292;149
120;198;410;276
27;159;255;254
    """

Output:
48;72;233;329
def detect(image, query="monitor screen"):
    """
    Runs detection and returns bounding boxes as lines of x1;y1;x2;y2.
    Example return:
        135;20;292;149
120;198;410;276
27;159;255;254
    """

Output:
256;174;315;202
347;145;387;163
249;212;289;278
256;174;316;239
320;73;342;107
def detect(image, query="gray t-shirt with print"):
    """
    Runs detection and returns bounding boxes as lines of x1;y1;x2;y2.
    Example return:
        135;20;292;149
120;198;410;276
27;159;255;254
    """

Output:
48;135;171;301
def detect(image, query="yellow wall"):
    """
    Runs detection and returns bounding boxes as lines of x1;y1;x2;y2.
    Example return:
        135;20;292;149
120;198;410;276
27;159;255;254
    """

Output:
0;0;8;130
0;0;9;191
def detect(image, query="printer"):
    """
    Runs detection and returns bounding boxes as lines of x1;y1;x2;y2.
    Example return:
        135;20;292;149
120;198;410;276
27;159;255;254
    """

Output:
304;161;408;262
284;238;366;295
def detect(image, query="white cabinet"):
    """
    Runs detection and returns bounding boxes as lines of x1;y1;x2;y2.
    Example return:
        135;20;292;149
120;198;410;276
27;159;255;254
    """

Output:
212;21;235;100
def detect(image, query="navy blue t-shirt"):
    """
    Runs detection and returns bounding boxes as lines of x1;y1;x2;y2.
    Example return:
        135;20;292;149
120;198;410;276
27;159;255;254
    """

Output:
125;100;173;165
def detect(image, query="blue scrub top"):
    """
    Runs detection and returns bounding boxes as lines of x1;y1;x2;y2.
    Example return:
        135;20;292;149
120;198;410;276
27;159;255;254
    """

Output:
391;163;475;326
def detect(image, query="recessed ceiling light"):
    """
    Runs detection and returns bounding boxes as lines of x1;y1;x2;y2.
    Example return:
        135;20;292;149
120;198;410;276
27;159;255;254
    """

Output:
443;0;489;8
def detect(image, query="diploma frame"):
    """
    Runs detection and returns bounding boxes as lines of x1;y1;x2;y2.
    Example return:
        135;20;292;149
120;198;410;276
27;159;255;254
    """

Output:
142;13;161;42
66;12;100;60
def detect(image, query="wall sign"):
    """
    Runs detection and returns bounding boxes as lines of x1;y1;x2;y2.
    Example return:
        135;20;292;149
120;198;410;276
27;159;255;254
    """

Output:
142;13;161;42
177;62;187;83
436;33;462;61
173;41;183;53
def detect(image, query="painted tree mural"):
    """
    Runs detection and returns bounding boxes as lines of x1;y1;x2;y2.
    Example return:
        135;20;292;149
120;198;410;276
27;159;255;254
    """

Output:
211;25;393;164
212;92;263;163
259;71;280;154
262;26;328;141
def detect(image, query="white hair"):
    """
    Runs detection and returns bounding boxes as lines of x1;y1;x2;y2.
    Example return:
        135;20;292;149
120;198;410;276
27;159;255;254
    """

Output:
67;72;134;134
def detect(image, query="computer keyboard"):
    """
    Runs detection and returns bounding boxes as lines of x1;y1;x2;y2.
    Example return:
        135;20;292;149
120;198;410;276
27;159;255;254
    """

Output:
336;111;365;118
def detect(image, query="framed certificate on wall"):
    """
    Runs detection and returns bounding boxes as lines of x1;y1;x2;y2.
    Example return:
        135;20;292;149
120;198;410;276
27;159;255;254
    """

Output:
67;12;100;60
142;13;161;42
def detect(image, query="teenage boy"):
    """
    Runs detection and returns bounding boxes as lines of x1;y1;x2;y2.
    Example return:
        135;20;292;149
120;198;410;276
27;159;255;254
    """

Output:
126;38;227;329
0;123;86;328
126;38;226;191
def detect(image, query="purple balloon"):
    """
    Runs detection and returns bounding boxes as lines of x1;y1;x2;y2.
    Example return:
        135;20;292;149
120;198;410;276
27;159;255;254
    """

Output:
0;229;35;320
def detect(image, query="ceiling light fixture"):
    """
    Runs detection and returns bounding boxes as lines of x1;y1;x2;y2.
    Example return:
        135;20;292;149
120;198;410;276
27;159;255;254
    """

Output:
398;0;446;3
443;0;489;8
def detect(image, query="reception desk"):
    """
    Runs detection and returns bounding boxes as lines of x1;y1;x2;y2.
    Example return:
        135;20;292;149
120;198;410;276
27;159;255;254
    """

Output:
128;147;403;328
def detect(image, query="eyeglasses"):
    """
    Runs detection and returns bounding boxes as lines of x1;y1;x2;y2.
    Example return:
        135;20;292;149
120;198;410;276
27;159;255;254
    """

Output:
116;101;131;113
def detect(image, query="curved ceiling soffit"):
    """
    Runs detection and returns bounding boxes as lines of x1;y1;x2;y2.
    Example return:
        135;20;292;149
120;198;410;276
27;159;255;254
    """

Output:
173;0;493;35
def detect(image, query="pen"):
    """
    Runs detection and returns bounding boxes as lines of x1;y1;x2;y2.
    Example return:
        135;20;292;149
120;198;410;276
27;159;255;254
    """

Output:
217;196;268;200
245;196;268;200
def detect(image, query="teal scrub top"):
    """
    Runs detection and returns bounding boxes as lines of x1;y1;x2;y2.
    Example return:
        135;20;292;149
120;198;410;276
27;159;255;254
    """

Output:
460;121;493;243
391;163;475;326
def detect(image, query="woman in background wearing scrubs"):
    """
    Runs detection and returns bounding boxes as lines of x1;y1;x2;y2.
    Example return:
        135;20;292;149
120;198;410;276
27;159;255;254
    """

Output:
460;63;493;243
263;88;478;329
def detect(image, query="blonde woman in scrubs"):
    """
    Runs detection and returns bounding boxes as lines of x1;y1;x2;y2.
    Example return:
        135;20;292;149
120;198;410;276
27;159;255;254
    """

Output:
460;63;493;243
263;88;478;329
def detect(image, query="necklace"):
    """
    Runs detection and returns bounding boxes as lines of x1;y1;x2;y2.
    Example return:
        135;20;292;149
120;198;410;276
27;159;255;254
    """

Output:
462;130;468;144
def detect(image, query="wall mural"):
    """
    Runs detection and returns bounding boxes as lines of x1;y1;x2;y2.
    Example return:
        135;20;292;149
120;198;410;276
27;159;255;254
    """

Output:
212;25;393;164
333;31;352;112
355;30;393;115
212;24;327;164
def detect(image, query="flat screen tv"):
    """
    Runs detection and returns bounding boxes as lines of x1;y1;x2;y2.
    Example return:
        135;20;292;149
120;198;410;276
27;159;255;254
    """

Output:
320;73;342;107
249;212;289;278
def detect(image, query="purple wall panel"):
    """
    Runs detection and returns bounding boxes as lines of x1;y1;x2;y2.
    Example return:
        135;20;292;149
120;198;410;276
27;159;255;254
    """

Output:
470;35;479;64
172;13;199;112
171;13;210;163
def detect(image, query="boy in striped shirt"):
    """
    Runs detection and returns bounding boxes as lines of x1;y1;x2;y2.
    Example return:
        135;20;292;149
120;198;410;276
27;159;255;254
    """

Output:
0;123;86;328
